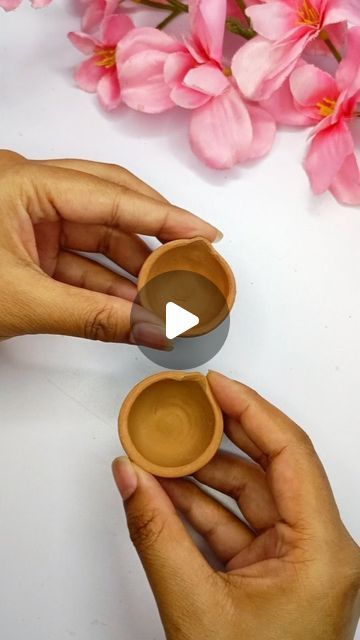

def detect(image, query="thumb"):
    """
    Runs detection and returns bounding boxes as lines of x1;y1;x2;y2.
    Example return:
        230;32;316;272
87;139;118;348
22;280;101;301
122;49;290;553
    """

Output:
112;458;214;632
12;269;170;348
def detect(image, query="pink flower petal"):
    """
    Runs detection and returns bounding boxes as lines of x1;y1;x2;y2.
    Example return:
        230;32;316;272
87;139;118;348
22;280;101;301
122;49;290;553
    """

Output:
189;84;253;169
336;27;360;98
68;31;98;55
246;104;276;159
117;27;182;65
164;51;195;87
74;56;104;92
101;14;134;46
304;119;354;194
120;50;175;113
291;64;338;108
324;0;360;27
306;22;346;56
232;33;311;100
31;0;51;6
82;0;119;33
289;63;339;121
261;69;315;126
82;0;104;33
170;84;210;108
189;0;227;63
183;63;229;96
97;69;121;110
330;153;360;206
0;0;22;9
184;36;208;64
246;1;296;40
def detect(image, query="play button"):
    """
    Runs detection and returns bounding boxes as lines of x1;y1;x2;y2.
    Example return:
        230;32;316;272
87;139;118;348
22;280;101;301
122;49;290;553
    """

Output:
130;270;231;369
166;302;199;340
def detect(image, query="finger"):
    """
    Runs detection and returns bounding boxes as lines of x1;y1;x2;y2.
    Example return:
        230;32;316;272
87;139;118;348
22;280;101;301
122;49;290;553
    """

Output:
0;149;26;170
17;267;171;349
227;529;281;573
225;416;266;468
194;452;279;531
60;223;150;276
207;371;338;528
112;458;216;624
38;158;168;202
22;164;222;243
160;478;254;565
54;251;137;301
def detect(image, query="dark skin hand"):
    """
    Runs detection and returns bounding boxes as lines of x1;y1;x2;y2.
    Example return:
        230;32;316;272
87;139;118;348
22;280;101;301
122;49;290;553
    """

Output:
113;371;360;640
0;150;221;347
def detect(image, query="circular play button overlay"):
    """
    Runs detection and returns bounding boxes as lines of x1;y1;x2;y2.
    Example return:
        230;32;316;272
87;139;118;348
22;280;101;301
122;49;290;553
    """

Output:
131;269;231;369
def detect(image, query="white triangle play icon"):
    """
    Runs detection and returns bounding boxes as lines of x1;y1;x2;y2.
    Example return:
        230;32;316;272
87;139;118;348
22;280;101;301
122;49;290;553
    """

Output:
165;302;199;339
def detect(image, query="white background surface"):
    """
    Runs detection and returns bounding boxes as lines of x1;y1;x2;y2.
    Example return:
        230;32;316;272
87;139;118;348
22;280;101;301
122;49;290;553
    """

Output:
1;3;360;639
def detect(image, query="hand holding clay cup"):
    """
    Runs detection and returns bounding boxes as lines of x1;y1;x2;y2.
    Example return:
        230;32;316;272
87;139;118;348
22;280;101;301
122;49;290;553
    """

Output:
0;150;221;346
113;371;360;640
118;371;223;478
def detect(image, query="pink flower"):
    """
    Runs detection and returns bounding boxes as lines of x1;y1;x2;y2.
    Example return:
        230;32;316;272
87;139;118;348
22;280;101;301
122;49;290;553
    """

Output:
68;14;134;111
80;0;119;33
0;0;50;10
267;27;360;204
232;0;360;100
117;0;276;168
116;28;184;113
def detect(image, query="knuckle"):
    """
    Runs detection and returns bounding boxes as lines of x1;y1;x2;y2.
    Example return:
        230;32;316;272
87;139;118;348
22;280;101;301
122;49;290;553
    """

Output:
295;427;315;451
84;305;119;342
98;226;113;256
109;185;131;227
127;508;166;552
0;160;29;189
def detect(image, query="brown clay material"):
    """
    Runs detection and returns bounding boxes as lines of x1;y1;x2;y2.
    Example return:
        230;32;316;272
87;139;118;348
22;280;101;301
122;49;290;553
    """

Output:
119;371;223;478
137;238;236;336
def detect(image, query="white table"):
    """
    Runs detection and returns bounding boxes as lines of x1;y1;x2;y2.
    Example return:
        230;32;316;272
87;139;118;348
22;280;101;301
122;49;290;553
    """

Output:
0;4;359;639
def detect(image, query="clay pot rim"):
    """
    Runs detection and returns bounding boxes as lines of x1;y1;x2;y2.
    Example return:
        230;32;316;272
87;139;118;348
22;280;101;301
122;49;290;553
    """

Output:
137;237;236;337
119;371;224;478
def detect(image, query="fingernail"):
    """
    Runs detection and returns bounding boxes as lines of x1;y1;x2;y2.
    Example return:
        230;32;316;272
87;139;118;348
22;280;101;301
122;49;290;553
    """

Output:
112;457;137;501
130;322;174;351
213;230;223;244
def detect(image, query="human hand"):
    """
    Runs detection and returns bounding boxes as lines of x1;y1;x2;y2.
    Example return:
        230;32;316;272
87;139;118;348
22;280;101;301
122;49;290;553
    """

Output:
113;371;360;640
0;150;220;347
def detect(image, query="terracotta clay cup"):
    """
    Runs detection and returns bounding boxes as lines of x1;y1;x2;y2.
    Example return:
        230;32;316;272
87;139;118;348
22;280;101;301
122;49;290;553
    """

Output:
119;371;223;478
137;237;236;337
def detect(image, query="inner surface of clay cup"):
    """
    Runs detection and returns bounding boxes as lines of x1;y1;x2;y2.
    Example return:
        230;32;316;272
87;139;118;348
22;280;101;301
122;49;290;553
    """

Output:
137;238;236;336
119;373;223;477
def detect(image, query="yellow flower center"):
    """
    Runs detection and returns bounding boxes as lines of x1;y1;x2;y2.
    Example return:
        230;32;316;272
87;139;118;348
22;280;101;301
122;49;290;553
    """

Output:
316;97;337;118
95;47;116;69
223;67;232;77
297;0;320;26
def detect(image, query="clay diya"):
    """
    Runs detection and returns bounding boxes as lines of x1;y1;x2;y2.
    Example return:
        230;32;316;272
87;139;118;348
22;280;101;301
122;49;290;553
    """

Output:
119;371;223;478
137;237;236;337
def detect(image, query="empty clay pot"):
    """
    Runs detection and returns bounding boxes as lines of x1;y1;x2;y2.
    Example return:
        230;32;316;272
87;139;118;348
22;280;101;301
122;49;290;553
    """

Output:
119;371;223;478
137;237;236;336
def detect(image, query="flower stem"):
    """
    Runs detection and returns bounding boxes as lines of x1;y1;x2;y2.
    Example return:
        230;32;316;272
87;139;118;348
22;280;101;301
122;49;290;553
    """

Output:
320;30;342;62
157;9;181;29
131;0;257;39
235;0;252;28
226;17;256;40
167;0;188;11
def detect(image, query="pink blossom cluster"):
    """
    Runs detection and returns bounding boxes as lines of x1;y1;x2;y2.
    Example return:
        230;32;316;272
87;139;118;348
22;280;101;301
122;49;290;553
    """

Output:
1;0;360;205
